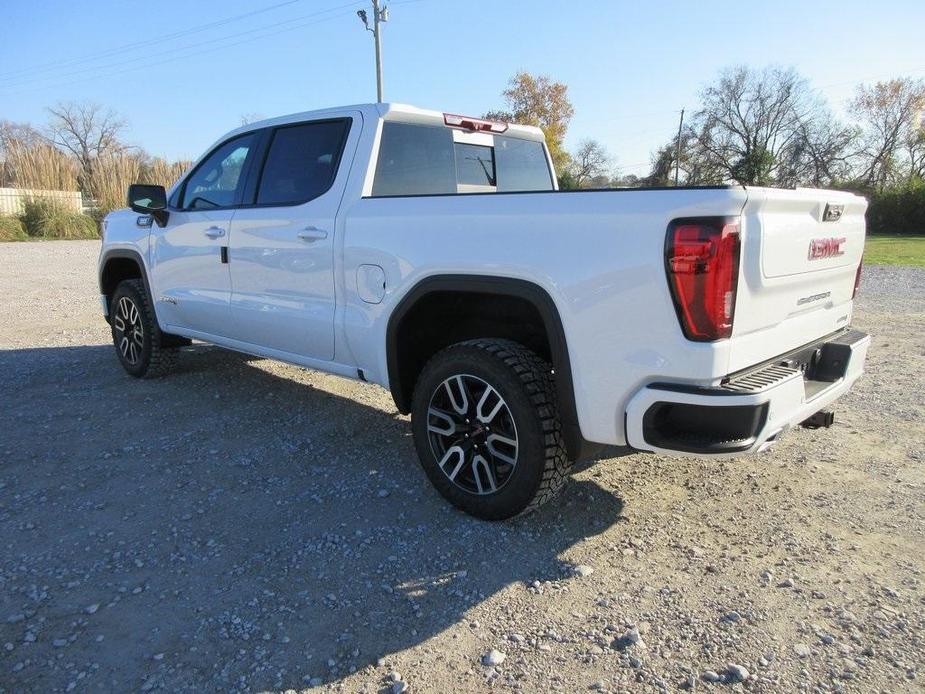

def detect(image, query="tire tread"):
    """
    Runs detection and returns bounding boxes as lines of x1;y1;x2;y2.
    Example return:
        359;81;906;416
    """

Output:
414;338;573;518
116;279;175;378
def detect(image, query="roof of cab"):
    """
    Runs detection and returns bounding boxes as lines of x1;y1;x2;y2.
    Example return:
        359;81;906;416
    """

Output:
224;103;546;143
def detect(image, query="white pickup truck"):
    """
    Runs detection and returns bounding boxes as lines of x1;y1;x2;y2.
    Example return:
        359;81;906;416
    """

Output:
99;102;870;519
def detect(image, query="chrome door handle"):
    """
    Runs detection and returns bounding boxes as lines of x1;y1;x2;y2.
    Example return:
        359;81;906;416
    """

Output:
297;227;328;242
204;226;226;239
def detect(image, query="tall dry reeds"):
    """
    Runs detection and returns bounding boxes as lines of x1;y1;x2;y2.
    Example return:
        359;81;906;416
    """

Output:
143;157;190;190
90;154;191;215
5;139;79;191
2;129;191;217
91;152;145;215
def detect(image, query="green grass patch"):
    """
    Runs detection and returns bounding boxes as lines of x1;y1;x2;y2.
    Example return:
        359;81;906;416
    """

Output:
0;216;29;241
864;235;925;267
17;198;98;240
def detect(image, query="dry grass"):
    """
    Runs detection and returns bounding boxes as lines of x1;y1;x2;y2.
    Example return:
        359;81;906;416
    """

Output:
144;157;190;190
91;154;190;216
5;140;79;191
92;152;145;215
3;133;190;217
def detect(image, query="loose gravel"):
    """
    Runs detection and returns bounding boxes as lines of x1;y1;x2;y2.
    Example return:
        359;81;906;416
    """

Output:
0;240;923;693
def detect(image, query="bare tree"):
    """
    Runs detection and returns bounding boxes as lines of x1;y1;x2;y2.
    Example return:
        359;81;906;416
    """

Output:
0;120;43;186
850;78;925;188
610;173;643;188
46;101;128;193
0;120;43;150
1;120;78;190
647;65;854;188
646;142;677;186
569;140;611;188
909;120;925;180
781;112;856;187
686;66;824;185
647;130;724;186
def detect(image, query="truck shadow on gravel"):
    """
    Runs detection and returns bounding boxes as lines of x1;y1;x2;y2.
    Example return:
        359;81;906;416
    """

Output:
0;344;626;692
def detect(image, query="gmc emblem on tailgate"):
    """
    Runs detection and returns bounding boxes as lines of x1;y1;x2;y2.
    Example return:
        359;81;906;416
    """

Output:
808;237;846;260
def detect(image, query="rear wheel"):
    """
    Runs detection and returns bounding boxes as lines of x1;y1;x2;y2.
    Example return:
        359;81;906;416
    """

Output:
410;339;572;520
110;279;175;378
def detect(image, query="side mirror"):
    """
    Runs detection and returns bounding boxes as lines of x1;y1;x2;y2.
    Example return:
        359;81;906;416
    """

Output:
127;184;169;227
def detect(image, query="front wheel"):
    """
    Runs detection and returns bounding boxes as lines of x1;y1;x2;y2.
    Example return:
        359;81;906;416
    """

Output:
109;279;175;378
410;339;573;520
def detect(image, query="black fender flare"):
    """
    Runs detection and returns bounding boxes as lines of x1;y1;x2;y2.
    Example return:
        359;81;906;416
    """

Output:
98;248;154;310
386;274;589;458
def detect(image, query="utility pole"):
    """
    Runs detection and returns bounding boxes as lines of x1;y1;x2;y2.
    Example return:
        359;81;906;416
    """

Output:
674;108;685;186
357;1;388;102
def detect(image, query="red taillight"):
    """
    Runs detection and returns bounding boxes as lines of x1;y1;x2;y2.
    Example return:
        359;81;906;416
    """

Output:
852;259;863;299
665;218;741;341
443;113;509;133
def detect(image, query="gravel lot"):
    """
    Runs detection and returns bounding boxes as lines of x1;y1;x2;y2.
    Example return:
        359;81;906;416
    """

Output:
1;240;923;694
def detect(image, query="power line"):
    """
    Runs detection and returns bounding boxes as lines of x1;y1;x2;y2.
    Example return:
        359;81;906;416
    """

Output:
0;1;366;90
813;67;925;92
604;108;682;123
0;8;371;97
0;11;358;97
0;0;424;97
0;0;309;82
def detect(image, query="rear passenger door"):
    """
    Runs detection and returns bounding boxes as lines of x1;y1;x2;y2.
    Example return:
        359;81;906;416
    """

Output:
227;117;356;359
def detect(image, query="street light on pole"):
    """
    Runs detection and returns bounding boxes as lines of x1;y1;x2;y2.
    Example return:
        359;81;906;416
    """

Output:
357;1;388;102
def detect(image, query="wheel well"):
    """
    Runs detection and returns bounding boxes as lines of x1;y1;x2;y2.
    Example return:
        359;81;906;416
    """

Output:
100;256;144;311
392;290;551;404
386;276;584;457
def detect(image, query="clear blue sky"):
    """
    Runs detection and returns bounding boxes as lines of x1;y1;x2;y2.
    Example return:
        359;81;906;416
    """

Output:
1;0;923;175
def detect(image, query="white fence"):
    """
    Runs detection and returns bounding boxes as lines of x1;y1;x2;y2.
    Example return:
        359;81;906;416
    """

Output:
0;187;83;216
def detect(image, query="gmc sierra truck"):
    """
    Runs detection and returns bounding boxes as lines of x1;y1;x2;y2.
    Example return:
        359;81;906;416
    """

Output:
98;103;871;520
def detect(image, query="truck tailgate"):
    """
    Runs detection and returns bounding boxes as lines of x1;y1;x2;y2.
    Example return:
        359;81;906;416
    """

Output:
729;187;866;373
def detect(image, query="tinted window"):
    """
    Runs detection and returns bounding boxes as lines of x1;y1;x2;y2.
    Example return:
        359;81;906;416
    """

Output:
256;120;350;206
495;136;553;192
372;122;455;196
455;143;496;187
371;123;554;196
181;133;255;210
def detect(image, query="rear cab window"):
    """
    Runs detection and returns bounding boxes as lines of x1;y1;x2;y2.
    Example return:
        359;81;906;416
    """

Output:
371;121;553;197
255;119;351;206
494;135;554;192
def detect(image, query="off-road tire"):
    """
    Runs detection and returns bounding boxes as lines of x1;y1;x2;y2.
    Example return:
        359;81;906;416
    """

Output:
410;339;573;520
110;279;176;379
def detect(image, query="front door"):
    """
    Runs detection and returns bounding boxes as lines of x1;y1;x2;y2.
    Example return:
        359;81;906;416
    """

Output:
227;118;354;359
150;132;257;338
